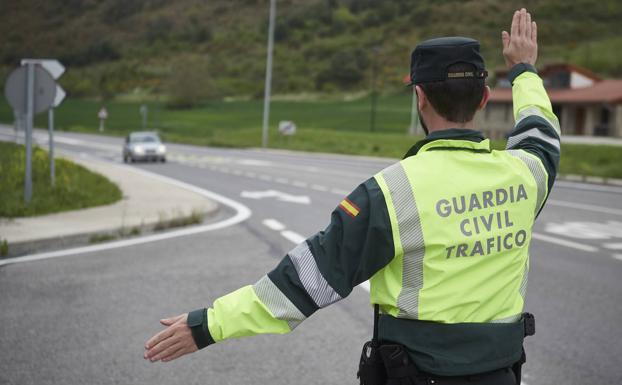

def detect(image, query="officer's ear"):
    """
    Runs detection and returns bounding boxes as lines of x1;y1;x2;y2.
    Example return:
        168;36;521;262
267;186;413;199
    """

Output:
478;85;491;111
415;85;428;111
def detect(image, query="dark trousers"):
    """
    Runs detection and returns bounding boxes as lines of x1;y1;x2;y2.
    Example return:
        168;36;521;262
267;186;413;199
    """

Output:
409;367;517;385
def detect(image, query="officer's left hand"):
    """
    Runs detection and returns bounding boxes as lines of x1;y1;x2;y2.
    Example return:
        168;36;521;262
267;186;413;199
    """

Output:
143;313;198;362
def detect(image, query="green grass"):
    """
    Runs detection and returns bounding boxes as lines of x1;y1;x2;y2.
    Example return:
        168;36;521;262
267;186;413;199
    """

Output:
0;142;122;217
1;97;621;179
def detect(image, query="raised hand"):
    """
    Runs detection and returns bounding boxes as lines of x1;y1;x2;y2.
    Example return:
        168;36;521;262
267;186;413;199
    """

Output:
501;8;538;68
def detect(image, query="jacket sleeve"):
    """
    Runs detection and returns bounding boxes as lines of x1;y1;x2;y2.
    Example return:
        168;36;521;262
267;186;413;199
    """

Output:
505;63;561;215
200;177;395;345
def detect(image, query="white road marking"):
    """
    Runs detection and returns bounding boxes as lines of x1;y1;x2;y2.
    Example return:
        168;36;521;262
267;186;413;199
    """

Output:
545;221;622;240
311;184;329;192
292;181;308;188
604;243;622;250
532;233;598;252
0;165;252;267
245;171;257;178
280;230;306;244
275;177;289;184
262;219;286;231
547;199;622;216
331;188;349;196
241;190;311;205
612;254;622;261
259;174;273;181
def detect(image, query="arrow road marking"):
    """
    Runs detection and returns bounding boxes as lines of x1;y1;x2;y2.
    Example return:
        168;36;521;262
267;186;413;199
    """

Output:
241;190;311;205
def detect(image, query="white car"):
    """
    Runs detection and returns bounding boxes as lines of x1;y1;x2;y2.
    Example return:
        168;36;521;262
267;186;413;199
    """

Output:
123;132;166;163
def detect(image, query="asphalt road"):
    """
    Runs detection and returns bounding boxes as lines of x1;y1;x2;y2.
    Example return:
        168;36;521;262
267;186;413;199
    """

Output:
1;127;621;385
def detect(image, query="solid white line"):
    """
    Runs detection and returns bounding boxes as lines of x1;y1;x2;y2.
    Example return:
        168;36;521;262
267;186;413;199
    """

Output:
0;165;252;267
532;233;598;252
262;219;286;231
280;230;306;244
547;199;622;216
604;243;622;250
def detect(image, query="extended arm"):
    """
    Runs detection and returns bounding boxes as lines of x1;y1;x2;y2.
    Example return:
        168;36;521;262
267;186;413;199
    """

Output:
145;177;395;361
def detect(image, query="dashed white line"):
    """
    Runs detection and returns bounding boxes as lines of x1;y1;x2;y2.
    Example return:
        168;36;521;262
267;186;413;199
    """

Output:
331;188;349;196
262;219;286;231
275;177;289;184
532;233;598;252
245;171;257;178
280;230;306;244
292;181;308;188
311;184;329;191
612;254;622;261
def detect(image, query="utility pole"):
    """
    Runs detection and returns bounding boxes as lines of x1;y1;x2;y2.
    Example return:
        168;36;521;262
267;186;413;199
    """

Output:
261;0;276;148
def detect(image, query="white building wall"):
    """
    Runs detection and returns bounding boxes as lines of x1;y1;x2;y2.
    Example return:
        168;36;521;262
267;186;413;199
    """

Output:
570;72;595;89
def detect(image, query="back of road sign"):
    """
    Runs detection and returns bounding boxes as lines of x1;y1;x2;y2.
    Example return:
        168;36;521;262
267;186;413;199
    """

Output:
4;66;57;114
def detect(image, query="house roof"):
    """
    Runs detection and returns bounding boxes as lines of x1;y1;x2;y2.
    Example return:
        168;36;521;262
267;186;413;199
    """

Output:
489;79;622;105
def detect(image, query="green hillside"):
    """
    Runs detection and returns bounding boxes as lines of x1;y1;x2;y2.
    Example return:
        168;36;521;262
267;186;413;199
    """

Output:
2;0;621;102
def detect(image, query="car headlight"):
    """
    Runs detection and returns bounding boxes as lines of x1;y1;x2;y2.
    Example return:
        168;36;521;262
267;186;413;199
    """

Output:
157;144;166;154
134;145;145;154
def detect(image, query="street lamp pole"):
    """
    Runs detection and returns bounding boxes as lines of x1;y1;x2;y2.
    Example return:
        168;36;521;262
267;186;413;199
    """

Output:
261;0;276;148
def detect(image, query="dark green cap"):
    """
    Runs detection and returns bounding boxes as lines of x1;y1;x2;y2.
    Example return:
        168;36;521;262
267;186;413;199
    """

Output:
407;36;488;86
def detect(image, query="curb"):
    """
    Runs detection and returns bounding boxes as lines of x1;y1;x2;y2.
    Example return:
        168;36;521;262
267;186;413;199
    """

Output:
2;208;222;259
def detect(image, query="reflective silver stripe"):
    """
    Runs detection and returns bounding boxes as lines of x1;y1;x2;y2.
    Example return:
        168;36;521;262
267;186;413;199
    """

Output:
506;127;560;150
489;314;522;323
516;106;561;134
519;258;529;301
382;162;425;319
507;150;548;214
253;275;306;330
288;242;342;308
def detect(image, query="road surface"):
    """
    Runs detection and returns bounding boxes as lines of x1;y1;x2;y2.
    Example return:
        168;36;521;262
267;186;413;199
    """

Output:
1;127;621;385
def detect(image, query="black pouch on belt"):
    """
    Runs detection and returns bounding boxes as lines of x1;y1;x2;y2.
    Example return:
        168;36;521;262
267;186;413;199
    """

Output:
357;305;386;385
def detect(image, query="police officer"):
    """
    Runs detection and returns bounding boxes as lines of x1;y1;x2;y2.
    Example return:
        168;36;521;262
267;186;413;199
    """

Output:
145;8;559;385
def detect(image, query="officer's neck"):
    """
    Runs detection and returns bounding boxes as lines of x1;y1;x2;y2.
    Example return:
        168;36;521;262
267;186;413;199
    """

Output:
425;115;476;134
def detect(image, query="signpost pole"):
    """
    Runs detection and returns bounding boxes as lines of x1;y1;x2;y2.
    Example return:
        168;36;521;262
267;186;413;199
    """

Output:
24;63;34;203
261;0;276;148
48;108;55;186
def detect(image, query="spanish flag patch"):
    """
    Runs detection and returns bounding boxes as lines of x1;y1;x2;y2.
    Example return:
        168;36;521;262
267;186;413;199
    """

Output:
339;198;360;218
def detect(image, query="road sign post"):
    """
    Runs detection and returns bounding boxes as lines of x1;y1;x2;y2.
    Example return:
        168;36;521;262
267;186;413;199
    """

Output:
48;108;55;186
24;63;34;203
98;107;108;132
5;60;60;203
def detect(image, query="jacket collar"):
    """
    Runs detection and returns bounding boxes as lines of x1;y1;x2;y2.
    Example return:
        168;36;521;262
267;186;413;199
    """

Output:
403;129;489;159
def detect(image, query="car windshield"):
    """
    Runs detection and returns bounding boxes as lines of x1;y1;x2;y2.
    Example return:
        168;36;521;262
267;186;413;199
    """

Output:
130;134;159;143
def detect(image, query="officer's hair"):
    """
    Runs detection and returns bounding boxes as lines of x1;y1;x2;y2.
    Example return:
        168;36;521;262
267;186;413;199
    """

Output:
420;63;485;123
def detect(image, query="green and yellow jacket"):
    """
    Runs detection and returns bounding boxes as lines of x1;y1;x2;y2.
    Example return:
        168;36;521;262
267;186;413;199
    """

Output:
188;64;561;376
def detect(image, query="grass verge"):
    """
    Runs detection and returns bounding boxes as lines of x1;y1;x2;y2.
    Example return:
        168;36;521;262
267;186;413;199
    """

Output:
1;97;620;179
0;142;122;217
